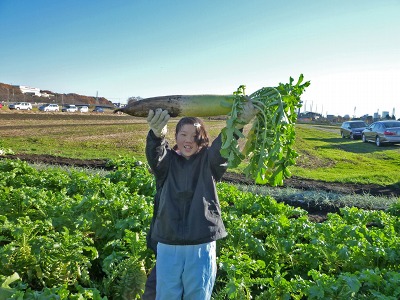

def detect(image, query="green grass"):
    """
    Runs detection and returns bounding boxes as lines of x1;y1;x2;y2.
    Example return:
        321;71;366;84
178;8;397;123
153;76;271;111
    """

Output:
0;113;227;161
1;113;400;188
0;114;149;161
291;124;400;186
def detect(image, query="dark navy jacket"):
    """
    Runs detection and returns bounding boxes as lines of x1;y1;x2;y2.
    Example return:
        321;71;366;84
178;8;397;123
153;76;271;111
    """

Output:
145;130;228;245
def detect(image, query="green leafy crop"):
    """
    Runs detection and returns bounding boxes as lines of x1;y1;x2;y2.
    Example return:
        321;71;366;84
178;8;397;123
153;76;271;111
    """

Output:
1;158;400;299
221;75;310;186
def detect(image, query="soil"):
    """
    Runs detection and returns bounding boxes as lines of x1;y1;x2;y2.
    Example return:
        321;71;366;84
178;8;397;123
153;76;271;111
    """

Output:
3;153;400;223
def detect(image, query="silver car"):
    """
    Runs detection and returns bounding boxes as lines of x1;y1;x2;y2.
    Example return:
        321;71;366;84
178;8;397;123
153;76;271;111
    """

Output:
39;103;59;112
62;104;78;112
362;120;400;147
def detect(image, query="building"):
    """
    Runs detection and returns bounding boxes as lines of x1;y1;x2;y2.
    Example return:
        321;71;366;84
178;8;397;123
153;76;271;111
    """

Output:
298;111;322;120
382;111;389;119
373;112;380;120
326;114;340;123
18;85;41;96
40;92;52;98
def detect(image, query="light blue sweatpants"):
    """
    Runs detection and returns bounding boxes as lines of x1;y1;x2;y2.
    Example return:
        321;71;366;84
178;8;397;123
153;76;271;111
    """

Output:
156;241;216;300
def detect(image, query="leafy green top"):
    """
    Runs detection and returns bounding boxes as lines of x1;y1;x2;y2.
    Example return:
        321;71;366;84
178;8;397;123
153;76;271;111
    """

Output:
221;74;310;186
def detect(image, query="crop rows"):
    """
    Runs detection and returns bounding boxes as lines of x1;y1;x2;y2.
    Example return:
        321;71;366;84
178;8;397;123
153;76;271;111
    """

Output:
1;158;400;299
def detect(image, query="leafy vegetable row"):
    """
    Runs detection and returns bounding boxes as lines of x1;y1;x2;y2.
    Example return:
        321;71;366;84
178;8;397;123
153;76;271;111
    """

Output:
1;158;399;299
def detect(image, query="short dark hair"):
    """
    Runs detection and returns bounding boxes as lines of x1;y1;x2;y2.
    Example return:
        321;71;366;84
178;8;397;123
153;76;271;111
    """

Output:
175;117;209;148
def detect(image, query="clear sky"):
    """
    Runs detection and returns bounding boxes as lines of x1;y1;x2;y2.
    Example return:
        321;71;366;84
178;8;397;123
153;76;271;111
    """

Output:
1;0;399;117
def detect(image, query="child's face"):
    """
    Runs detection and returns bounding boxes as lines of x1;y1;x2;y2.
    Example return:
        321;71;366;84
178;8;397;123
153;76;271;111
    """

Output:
175;124;200;159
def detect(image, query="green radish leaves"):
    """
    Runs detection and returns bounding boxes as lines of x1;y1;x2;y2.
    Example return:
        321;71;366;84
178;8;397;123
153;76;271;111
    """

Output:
221;75;310;186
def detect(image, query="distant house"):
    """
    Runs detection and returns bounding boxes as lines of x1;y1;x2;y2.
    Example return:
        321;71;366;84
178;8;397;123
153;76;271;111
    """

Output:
298;111;322;121
18;85;41;96
40;92;52;98
326;115;338;123
113;102;125;108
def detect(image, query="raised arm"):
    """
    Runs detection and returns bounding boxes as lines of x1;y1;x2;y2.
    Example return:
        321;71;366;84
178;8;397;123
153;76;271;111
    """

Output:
145;109;171;177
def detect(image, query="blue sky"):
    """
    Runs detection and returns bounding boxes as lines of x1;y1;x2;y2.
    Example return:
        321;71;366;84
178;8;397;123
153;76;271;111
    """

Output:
1;0;399;117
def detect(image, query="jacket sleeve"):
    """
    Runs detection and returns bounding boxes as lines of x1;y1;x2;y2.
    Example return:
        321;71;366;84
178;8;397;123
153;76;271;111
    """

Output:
145;130;170;183
208;133;229;181
145;130;169;254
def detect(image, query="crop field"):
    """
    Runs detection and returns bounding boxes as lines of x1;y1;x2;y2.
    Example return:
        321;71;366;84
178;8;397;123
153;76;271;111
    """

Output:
1;110;400;299
1;110;400;191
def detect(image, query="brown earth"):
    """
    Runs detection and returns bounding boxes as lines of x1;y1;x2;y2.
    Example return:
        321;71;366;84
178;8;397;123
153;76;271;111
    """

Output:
3;153;400;223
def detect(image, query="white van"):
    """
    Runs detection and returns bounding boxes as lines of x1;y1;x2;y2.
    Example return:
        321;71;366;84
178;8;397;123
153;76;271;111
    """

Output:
79;106;89;113
62;104;78;112
9;102;32;110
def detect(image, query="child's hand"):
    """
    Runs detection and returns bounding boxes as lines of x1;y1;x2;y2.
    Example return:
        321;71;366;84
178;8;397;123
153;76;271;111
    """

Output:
236;100;258;128
147;108;170;137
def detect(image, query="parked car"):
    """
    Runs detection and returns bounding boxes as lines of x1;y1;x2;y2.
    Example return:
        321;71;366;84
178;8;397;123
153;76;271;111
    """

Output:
93;106;104;113
62;104;78;112
9;102;32;110
362;120;400;147
340;120;368;139
39;103;59;112
79;106;89;113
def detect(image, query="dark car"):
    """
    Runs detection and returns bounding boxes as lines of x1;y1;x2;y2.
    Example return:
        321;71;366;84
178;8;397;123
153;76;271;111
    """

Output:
340;120;367;139
93;106;104;113
362;120;400;147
